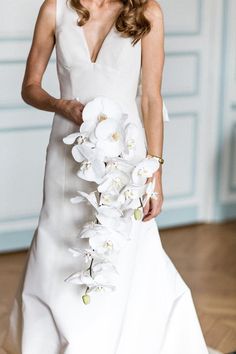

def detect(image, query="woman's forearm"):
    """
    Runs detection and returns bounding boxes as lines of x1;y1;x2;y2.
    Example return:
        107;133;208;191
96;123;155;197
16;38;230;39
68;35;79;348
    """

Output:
21;83;84;125
141;95;164;157
21;83;61;114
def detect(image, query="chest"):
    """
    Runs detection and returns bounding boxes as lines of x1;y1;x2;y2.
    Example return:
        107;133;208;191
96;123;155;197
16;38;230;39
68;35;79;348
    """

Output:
55;8;141;75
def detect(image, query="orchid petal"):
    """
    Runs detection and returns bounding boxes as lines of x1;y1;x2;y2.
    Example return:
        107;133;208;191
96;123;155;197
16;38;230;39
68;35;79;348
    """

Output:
62;131;81;145
70;195;85;204
71;145;84;162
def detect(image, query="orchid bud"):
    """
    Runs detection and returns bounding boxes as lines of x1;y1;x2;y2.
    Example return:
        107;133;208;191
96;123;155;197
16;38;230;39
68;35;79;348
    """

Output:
82;294;90;305
134;208;142;220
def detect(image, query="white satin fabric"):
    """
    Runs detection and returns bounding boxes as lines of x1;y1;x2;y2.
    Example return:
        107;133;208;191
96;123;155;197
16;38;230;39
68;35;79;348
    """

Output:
2;1;209;353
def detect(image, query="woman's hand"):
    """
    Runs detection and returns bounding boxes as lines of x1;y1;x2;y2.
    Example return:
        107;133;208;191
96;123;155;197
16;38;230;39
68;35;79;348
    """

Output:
143;166;164;222
55;98;85;126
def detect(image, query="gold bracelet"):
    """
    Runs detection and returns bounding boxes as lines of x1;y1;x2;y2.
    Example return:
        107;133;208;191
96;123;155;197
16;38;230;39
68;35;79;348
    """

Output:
146;154;164;165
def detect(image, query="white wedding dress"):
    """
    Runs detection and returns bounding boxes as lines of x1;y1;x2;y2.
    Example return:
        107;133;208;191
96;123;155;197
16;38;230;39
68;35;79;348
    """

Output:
2;1;209;353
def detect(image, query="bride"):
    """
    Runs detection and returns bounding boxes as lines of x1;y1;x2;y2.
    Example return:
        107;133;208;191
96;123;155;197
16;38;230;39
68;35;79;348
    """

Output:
2;0;209;353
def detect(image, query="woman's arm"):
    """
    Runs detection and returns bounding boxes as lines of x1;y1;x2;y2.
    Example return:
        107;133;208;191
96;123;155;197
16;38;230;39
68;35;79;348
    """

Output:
21;0;83;126
141;0;165;222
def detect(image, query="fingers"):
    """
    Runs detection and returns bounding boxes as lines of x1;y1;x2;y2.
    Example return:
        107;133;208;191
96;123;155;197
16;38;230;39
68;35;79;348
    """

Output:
142;197;163;222
143;198;150;218
59;98;84;126
74;98;84;111
72;99;84;126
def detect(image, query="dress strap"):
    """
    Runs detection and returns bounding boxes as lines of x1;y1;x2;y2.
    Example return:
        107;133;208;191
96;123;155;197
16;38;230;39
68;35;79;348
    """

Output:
56;0;63;29
56;0;70;29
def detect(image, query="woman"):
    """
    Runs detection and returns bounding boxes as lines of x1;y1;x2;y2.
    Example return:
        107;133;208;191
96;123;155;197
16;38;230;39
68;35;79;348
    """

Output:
2;0;209;353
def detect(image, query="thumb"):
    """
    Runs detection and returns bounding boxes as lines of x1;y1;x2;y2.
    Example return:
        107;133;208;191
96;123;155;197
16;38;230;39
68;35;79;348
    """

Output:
75;97;84;111
143;198;150;217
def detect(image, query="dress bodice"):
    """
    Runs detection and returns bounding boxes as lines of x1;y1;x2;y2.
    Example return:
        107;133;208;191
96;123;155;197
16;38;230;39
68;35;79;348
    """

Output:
55;0;169;121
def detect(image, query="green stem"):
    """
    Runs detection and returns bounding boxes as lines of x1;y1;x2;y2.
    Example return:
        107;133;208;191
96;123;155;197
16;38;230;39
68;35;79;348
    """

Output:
85;191;100;291
139;197;144;209
89;258;94;277
85;258;94;295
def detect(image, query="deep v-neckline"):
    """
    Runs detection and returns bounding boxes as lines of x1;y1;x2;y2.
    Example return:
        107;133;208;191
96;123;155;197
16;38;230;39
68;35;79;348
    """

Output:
79;18;116;64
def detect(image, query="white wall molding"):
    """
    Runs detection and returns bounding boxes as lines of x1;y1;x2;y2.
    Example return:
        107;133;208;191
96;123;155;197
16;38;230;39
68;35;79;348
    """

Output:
160;0;202;36
214;0;236;217
163;112;198;202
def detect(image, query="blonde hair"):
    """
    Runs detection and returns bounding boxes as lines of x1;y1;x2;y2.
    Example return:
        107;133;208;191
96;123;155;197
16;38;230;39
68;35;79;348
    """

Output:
67;0;151;45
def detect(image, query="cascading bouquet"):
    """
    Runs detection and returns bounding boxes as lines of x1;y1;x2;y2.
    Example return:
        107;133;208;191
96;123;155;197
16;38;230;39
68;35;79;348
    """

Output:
62;96;160;304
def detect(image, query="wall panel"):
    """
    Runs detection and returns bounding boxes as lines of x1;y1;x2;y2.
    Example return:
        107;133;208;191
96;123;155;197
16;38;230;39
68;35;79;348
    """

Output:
160;0;202;35
163;52;200;97
0;127;51;223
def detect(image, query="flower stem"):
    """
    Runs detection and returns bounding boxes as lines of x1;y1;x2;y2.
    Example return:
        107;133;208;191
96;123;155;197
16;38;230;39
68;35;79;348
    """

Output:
85;258;94;295
89;258;94;277
139;197;144;209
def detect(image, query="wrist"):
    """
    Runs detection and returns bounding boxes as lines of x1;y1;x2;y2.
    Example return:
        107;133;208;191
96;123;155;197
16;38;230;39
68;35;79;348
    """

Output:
54;98;66;116
146;153;164;165
154;165;162;177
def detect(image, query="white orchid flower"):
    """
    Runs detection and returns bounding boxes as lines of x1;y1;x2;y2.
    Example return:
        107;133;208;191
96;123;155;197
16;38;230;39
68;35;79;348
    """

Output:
98;170;130;196
92;261;118;275
70;191;98;209
71;192;122;220
89;231;126;256
71;145;92;163
78;223;109;240
99;193;118;207
118;184;146;210
105;157;134;174
132;158;160;186
79;221;125;248
80;96;124;138
121;122;139;160
88;273;116;293
63;131;95;163
96;205;122;217
65;270;116;293
64;271;94;285
87;237;115;256
83;104;129;159
75;143;106;183
80;224;126;255
62;131;86;145
82;96;123;124
96;213;133;239
95;119;125;158
73;143;105;164
77;158;105;184
89;282;116;293
79;222;105;239
64;270;116;292
68;247;105;263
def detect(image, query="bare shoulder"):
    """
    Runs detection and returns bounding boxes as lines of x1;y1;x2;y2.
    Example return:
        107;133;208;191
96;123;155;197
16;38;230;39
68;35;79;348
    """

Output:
39;0;56;18
144;0;164;24
35;0;56;35
40;0;57;24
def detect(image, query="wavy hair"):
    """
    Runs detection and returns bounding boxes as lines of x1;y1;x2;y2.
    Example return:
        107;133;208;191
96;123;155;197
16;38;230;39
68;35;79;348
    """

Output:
67;0;151;45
